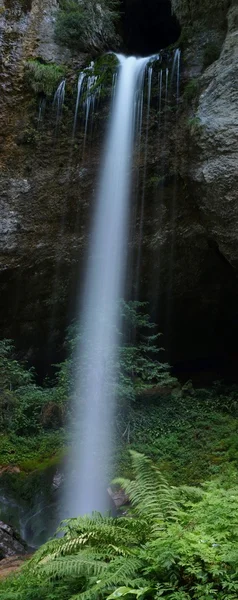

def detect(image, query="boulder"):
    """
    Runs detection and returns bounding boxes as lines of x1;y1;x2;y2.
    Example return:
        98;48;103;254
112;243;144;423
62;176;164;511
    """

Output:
0;521;27;559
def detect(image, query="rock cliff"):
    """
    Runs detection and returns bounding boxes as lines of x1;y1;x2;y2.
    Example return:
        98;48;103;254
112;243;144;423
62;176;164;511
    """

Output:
0;0;237;376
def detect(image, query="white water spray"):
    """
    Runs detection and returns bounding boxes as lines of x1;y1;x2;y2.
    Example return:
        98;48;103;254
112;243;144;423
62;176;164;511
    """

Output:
65;54;155;517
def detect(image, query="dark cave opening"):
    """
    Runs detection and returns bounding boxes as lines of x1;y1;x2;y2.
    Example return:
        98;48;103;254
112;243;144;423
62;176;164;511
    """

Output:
121;0;181;55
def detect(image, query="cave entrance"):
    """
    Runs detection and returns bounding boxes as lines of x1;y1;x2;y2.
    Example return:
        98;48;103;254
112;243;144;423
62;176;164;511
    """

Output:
122;0;181;55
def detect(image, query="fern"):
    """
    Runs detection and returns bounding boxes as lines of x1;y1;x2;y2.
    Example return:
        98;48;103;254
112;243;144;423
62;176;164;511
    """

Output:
114;451;178;532
39;553;106;578
72;556;142;600
2;452;238;600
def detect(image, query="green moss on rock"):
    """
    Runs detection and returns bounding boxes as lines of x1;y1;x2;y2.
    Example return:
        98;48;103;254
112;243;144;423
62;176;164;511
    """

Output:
25;60;66;97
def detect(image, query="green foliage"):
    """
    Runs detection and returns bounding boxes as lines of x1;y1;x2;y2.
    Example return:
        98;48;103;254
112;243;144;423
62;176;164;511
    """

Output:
25;60;66;97
0;303;173;439
0;338;66;436
55;0;121;52
87;54;119;98
2;452;238;600
114;386;238;485
203;42;221;69
56;300;175;410
0;431;65;470
0;339;33;389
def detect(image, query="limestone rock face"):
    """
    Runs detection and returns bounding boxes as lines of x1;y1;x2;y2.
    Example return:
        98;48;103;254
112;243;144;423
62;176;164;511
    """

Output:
191;1;238;270
0;0;237;372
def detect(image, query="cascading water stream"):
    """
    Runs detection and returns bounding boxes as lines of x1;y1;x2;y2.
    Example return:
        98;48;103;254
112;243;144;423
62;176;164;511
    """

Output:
65;54;156;517
72;72;86;140
83;72;99;155
53;79;66;135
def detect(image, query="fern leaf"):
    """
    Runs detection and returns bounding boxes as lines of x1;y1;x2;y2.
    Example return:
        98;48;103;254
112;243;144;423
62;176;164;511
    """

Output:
70;556;142;600
39;553;107;578
113;451;178;531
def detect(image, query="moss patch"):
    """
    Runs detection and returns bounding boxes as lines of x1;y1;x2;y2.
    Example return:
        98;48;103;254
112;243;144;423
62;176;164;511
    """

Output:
0;431;66;472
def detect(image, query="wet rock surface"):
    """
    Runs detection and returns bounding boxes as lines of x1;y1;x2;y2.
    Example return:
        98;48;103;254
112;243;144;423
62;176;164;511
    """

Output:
0;521;27;559
0;0;237;374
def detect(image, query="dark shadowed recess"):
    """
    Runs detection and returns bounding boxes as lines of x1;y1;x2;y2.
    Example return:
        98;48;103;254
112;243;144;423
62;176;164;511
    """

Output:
121;0;181;55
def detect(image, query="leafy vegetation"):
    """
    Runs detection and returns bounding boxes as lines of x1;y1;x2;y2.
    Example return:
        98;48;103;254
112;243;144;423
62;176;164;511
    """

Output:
1;307;238;598
55;0;121;52
0;303;173;441
0;339;64;436
114;388;238;484
25;60;66;97
2;451;238;599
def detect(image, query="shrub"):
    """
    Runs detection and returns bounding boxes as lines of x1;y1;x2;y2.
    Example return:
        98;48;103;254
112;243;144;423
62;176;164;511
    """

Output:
25;60;66;97
55;300;175;410
0;303;173;436
55;0;121;52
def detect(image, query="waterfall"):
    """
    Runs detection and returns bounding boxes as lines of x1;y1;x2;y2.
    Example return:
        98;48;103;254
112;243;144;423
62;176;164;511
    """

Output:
65;54;156;518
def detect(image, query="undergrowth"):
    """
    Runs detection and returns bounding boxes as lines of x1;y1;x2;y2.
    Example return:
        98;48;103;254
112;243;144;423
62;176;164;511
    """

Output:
1;451;238;599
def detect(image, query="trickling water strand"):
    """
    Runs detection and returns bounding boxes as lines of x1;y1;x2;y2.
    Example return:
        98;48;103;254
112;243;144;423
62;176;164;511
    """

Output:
171;49;181;102
65;54;155;517
82;74;98;155
135;65;153;296
176;50;181;103
53;79;66;133
129;68;147;303
165;68;169;105
150;66;170;314
37;98;46;130
72;72;86;140
112;72;118;104
159;69;163;123
165;50;181;356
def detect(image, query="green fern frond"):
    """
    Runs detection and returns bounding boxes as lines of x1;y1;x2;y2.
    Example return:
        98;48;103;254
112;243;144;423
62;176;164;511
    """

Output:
114;451;178;530
70;556;142;600
39;553;107;578
28;513;139;568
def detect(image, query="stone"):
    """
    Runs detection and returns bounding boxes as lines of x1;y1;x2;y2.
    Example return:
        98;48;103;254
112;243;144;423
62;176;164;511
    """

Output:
0;521;27;559
107;487;129;509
